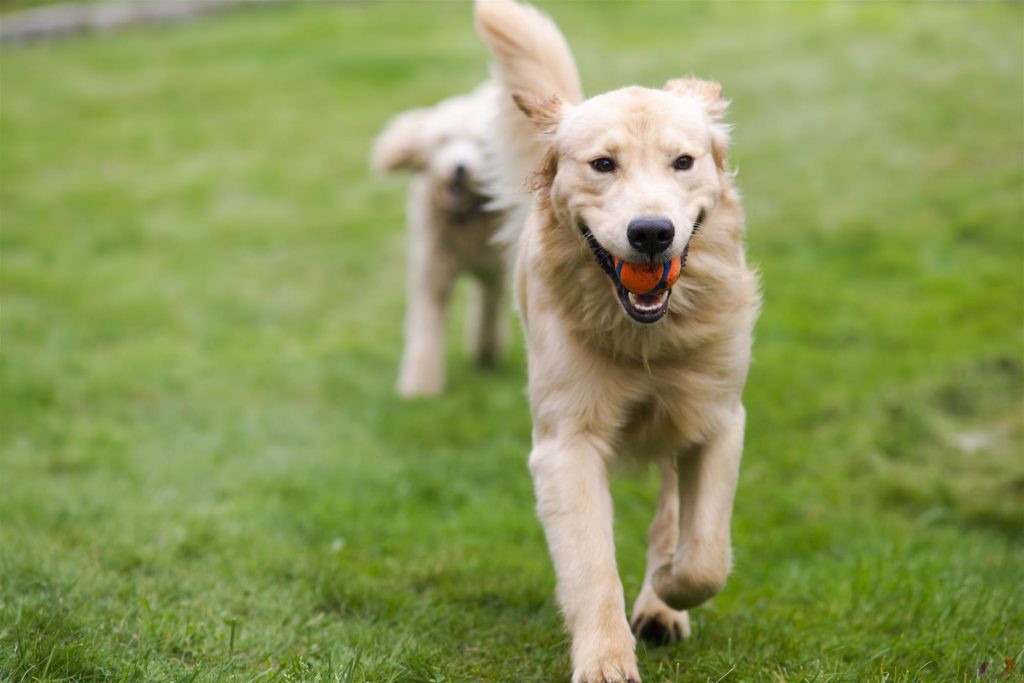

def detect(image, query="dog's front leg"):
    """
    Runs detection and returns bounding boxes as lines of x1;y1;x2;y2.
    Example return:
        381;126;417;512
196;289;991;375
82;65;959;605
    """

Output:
396;272;453;396
530;435;639;683
396;215;455;397
653;404;745;610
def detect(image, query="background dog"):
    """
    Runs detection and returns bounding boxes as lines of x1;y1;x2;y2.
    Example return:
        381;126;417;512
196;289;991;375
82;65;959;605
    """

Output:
371;84;507;397
476;1;760;681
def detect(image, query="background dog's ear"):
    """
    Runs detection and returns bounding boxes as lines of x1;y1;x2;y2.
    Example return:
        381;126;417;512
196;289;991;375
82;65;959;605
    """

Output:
664;78;731;170
511;90;565;137
370;108;431;174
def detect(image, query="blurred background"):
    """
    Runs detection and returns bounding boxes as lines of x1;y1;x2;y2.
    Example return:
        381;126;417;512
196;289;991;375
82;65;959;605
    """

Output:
1;1;1021;681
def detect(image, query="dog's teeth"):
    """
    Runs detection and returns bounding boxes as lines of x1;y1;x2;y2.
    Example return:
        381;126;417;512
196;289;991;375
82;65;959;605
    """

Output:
627;290;667;313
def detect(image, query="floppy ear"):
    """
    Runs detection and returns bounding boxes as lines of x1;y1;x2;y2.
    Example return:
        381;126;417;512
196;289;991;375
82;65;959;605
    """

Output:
370;107;431;174
664;78;731;170
511;90;565;137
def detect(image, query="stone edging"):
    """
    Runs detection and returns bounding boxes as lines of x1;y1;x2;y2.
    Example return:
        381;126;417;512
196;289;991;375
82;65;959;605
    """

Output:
0;0;281;45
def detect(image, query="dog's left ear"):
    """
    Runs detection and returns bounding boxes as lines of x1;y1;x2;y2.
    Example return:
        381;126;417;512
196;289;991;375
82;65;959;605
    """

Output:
664;78;731;170
512;90;565;137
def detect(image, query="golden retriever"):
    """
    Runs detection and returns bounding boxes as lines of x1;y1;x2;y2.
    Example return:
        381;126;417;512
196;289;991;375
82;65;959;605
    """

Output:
475;2;760;681
371;84;507;397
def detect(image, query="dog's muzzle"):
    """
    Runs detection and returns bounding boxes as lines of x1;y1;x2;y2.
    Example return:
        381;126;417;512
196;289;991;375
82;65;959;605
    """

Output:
579;211;704;324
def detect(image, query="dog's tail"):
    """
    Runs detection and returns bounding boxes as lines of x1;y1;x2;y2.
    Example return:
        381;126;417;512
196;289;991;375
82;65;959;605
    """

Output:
475;0;582;244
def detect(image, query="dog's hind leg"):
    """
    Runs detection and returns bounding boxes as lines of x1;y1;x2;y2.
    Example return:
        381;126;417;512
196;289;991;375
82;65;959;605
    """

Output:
652;404;745;611
465;272;505;369
629;458;691;645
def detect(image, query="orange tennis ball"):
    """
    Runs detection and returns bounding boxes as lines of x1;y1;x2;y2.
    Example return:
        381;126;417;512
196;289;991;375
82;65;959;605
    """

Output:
613;257;682;295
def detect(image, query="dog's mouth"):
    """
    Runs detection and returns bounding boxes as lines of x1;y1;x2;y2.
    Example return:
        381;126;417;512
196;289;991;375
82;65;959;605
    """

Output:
444;179;470;202
442;180;470;204
618;286;672;323
439;188;485;216
439;177;487;213
579;212;703;324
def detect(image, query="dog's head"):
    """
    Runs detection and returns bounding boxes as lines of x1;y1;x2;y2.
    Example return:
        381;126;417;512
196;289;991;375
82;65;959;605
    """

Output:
371;85;495;214
515;79;731;323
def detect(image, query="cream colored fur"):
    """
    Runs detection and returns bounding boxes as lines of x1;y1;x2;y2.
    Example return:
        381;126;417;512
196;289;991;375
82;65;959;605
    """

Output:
475;2;760;681
371;85;507;397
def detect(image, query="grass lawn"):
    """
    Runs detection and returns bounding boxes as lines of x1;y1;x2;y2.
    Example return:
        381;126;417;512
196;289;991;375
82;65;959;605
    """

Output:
1;2;1022;681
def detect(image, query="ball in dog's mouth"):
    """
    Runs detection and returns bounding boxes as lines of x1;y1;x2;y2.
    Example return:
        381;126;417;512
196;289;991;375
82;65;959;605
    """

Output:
613;258;678;324
579;223;682;324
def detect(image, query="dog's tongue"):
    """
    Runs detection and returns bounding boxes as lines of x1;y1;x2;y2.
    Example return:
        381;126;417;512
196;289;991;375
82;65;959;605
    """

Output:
635;293;661;307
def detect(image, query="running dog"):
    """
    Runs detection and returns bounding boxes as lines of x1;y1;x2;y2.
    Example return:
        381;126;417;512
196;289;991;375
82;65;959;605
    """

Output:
475;2;760;680
371;84;506;397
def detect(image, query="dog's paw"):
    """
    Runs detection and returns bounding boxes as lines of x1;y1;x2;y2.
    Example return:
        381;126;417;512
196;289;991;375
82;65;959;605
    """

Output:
572;658;640;683
651;555;728;611
395;374;444;398
630;586;691;646
630;607;690;646
572;641;640;683
472;347;500;369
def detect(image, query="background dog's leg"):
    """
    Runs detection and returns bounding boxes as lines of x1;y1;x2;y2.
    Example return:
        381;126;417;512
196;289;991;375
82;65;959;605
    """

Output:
653;405;745;610
629;458;691;644
465;273;505;369
530;436;640;683
396;223;455;397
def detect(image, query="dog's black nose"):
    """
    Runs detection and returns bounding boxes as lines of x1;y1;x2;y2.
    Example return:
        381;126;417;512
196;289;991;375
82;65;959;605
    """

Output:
627;217;675;258
454;164;467;182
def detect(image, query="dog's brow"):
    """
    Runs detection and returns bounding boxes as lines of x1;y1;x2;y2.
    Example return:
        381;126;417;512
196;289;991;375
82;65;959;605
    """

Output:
581;136;623;158
626;114;653;137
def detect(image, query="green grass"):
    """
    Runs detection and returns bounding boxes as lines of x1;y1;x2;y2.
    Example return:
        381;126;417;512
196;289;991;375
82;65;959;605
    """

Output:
1;2;1022;681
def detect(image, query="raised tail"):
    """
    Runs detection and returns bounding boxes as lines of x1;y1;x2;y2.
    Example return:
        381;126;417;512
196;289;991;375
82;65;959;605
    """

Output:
475;0;583;242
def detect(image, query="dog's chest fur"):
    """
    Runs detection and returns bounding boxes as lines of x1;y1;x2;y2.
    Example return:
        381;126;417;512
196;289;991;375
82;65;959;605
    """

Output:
412;177;505;278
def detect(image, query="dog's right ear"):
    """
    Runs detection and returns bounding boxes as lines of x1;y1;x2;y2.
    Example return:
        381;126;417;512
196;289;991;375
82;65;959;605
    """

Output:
370;108;431;174
511;90;565;137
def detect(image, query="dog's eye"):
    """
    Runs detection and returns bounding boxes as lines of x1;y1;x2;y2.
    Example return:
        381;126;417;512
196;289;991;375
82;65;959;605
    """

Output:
673;155;694;171
589;157;616;173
